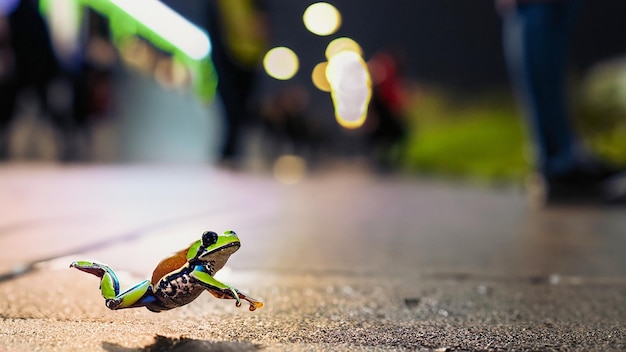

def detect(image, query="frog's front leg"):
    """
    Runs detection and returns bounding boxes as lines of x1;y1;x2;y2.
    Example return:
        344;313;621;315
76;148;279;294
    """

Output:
70;261;157;310
190;267;264;311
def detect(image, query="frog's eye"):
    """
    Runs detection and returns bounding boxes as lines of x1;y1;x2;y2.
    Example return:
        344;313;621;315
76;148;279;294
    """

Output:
201;231;218;247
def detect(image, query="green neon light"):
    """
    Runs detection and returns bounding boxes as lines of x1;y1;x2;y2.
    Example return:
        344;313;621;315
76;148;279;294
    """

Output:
40;0;217;101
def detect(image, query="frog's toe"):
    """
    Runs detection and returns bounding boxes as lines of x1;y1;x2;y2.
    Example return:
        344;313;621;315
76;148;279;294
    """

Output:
248;301;263;311
235;291;263;311
227;287;243;307
105;298;123;310
244;295;263;311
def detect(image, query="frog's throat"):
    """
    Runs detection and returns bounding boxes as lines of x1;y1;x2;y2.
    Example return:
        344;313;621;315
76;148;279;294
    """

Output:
199;243;240;274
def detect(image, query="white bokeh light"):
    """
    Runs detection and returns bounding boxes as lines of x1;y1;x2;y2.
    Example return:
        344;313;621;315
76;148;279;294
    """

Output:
263;47;299;80
303;2;342;36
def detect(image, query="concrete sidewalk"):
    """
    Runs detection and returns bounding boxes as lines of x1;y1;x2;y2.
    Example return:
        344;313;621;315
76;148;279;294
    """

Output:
0;163;624;351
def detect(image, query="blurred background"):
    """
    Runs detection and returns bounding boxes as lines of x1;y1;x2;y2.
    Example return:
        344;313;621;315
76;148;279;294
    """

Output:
1;4;626;348
1;0;625;182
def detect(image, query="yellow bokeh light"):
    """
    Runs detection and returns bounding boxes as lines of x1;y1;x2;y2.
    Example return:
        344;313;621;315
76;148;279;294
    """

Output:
155;58;190;89
311;62;330;92
119;37;156;74
263;47;299;80
303;2;342;36
273;154;307;185
325;37;363;60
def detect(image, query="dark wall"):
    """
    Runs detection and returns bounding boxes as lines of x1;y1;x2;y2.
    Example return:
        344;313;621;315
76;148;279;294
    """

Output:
572;0;626;72
263;0;626;91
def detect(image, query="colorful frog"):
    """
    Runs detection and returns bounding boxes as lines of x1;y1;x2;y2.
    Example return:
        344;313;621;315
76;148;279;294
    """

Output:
70;230;263;312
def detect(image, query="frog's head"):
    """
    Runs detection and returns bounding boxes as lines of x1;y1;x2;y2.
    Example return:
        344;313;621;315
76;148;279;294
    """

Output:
187;230;241;273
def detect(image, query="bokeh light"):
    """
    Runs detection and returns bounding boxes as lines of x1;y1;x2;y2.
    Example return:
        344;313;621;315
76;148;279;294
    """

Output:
263;47;299;80
325;37;363;60
311;62;330;92
0;0;19;15
119;37;156;74
47;0;80;60
155;58;191;89
273;155;307;185
323;38;372;129
303;2;342;36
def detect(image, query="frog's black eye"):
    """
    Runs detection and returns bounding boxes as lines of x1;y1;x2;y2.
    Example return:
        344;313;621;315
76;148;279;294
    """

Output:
201;231;218;247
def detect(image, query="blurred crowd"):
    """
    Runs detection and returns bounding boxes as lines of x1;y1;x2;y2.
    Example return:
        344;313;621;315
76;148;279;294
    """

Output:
0;0;414;169
0;0;115;161
1;0;624;205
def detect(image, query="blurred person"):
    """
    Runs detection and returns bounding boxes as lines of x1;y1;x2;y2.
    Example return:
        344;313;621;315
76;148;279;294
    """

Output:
45;1;118;161
82;12;116;122
205;0;268;167
0;0;86;161
499;0;626;204
0;0;58;159
367;49;409;171
259;85;322;164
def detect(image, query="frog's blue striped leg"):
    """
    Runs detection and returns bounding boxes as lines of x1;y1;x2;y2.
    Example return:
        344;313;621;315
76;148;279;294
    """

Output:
70;261;157;310
190;266;263;311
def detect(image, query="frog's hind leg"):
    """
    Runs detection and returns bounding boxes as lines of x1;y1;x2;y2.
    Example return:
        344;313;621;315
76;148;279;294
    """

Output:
70;261;156;310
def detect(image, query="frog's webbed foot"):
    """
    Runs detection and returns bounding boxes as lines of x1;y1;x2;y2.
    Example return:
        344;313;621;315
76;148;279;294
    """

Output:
236;291;264;311
190;270;264;311
71;261;155;310
207;288;264;311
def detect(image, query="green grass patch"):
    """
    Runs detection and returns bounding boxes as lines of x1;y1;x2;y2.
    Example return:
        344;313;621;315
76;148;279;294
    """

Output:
400;89;530;182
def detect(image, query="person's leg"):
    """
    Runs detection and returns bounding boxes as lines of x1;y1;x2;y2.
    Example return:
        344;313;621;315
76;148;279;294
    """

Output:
39;78;77;161
502;0;583;178
0;80;18;160
215;66;250;163
502;0;626;204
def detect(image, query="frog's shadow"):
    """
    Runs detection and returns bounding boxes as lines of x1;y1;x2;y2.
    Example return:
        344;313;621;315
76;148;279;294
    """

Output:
102;334;261;352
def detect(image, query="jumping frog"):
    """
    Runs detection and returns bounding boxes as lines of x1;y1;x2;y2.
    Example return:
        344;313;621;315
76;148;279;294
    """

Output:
70;230;263;312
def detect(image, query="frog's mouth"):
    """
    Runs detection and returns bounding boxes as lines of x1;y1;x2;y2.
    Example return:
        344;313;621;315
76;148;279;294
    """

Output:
201;241;240;258
214;241;240;252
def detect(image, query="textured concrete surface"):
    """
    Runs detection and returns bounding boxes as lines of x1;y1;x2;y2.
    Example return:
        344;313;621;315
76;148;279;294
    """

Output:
0;163;624;351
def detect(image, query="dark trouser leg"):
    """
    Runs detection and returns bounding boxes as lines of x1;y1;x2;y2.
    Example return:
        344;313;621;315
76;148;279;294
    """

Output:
44;72;90;162
216;64;255;163
0;81;18;160
502;0;583;178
